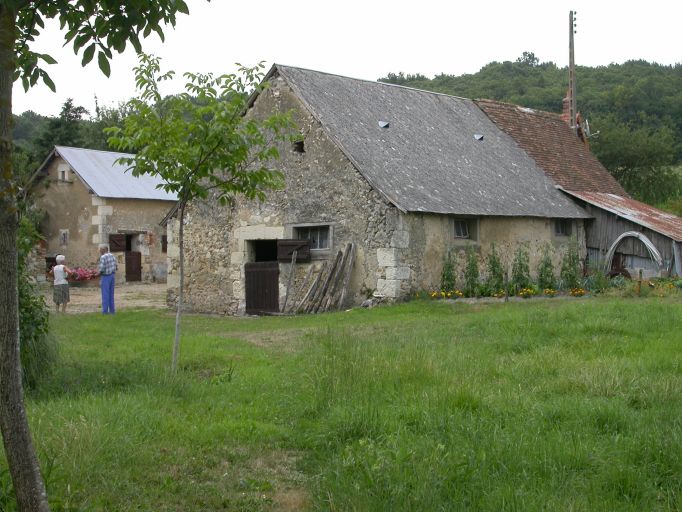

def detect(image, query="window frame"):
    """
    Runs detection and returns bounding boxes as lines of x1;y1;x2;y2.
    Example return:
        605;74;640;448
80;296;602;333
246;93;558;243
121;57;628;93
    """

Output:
554;219;572;237
289;223;334;255
452;217;478;242
294;225;331;251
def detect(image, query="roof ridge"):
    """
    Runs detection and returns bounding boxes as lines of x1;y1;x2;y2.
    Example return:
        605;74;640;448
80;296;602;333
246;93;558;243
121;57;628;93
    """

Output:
274;64;472;102
475;99;564;120
56;145;134;158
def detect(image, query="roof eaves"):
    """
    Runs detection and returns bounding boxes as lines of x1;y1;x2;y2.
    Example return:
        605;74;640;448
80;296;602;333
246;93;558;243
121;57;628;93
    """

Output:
562;189;682;242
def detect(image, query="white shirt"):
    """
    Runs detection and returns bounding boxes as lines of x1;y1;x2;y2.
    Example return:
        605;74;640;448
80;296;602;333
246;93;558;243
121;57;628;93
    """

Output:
53;265;68;285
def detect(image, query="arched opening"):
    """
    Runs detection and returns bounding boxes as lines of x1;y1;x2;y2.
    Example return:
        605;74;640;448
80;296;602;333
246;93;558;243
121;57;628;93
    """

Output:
603;231;663;277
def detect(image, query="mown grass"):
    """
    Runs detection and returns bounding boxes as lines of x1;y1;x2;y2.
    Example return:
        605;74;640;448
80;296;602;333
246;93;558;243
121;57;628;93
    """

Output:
4;297;682;510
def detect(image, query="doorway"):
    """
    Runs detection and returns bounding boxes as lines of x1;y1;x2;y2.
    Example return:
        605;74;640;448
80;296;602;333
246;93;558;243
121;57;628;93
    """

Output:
244;240;279;314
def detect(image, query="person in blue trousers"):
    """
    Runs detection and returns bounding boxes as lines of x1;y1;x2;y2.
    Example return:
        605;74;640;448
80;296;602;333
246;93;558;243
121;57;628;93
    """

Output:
97;244;118;314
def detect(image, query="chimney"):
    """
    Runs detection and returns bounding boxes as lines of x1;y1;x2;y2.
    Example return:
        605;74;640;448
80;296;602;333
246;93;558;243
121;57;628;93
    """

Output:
561;90;571;124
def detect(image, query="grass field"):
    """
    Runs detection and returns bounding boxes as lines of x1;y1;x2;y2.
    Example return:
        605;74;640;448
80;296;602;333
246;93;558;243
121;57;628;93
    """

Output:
5;296;682;511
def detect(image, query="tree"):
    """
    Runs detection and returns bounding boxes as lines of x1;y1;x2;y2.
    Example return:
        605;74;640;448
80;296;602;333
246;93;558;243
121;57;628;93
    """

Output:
516;51;539;67
81;97;131;151
0;2;195;510
590;113;680;203
107;54;295;373
33;98;88;160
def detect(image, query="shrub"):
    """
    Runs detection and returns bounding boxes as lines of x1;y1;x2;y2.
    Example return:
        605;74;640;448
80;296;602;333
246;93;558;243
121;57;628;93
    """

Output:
583;261;611;294
485;243;504;295
440;251;456;292
510;244;531;294
559;237;581;290
17;215;58;388
463;246;480;297
537;243;555;290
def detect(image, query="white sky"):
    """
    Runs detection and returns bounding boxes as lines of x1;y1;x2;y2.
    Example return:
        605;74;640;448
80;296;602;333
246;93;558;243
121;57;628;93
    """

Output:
12;0;682;117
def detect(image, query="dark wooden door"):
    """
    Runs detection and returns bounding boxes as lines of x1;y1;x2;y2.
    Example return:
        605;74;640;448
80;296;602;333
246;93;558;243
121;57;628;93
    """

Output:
125;251;142;282
245;261;279;314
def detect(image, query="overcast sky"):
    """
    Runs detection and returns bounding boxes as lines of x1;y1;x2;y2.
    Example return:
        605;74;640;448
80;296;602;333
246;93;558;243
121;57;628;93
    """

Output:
12;0;682;117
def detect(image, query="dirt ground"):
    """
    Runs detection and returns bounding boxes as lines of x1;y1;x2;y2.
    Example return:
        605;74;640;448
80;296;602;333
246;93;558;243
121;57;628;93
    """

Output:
42;282;168;314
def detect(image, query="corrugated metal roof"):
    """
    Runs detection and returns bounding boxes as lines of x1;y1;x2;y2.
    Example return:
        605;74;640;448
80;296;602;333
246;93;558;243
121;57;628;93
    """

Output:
564;190;682;242
274;65;588;218
476;100;628;196
52;146;177;201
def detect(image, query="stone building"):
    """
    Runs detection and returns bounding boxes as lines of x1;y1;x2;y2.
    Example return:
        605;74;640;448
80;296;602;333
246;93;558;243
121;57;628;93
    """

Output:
167;65;597;315
32;146;177;282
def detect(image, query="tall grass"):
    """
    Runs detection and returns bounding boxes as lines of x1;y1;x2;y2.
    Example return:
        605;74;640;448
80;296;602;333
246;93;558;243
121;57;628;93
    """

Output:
3;299;682;510
301;299;682;511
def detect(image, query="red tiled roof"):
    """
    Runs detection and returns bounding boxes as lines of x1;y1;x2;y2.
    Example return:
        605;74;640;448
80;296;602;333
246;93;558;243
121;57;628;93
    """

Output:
564;190;682;242
476;100;628;196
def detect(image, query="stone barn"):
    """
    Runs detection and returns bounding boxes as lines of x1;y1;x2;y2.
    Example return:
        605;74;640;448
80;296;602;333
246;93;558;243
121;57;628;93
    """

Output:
167;65;593;315
477;100;682;278
32;146;177;283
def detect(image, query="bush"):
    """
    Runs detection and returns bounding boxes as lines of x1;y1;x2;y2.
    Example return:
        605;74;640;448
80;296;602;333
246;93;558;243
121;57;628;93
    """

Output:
559;237;581;290
537;244;555;290
510;244;531;294
17;215;58;388
440;251;456;292
485;243;504;295
463;246;480;297
583;261;611;294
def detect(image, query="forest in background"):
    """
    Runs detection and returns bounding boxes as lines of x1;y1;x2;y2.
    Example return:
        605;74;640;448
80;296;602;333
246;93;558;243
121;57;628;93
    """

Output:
14;54;682;213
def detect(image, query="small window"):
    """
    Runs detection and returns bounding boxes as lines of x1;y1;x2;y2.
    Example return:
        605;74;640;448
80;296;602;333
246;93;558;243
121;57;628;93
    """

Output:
454;220;470;239
58;229;69;246
57;164;70;182
161;235;168;253
295;225;330;250
554;219;572;237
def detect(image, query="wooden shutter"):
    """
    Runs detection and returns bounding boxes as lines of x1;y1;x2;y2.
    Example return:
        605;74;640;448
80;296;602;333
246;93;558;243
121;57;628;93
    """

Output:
277;239;311;262
109;234;126;252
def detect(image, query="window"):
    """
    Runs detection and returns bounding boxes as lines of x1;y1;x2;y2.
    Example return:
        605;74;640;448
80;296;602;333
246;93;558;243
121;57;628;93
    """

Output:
454;220;470;239
58;229;69;246
295;225;330;250
161;235;168;253
57;164;70;182
554;219;572;237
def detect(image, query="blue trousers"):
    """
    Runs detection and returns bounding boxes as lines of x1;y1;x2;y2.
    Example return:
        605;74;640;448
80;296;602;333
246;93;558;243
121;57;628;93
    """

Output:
101;273;116;314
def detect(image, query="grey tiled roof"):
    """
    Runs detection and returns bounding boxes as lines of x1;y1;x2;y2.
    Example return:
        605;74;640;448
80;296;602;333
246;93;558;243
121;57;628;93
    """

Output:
45;146;177;201
275;65;588;218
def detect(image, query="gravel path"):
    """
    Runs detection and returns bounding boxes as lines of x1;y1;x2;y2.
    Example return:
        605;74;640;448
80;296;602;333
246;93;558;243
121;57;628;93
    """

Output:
42;282;168;314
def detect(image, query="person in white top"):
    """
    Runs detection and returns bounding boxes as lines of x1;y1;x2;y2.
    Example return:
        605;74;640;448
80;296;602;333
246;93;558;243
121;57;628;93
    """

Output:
49;254;73;313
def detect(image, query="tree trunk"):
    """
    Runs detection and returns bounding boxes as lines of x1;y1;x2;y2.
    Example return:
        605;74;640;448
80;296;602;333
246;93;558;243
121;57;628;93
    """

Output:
0;6;50;512
171;202;185;372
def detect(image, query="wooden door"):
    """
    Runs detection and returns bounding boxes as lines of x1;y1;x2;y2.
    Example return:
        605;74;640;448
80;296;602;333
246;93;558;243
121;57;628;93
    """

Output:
245;261;279;314
125;251;142;282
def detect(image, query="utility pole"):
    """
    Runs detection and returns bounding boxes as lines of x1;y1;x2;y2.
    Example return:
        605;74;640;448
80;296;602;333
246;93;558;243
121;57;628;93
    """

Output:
568;10;578;134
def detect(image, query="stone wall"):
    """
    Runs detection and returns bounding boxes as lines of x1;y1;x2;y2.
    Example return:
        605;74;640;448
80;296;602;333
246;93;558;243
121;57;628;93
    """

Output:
168;72;398;314
400;214;586;293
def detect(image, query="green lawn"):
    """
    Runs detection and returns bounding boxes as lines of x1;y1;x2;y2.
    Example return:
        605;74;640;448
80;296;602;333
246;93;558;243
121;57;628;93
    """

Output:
7;297;682;511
